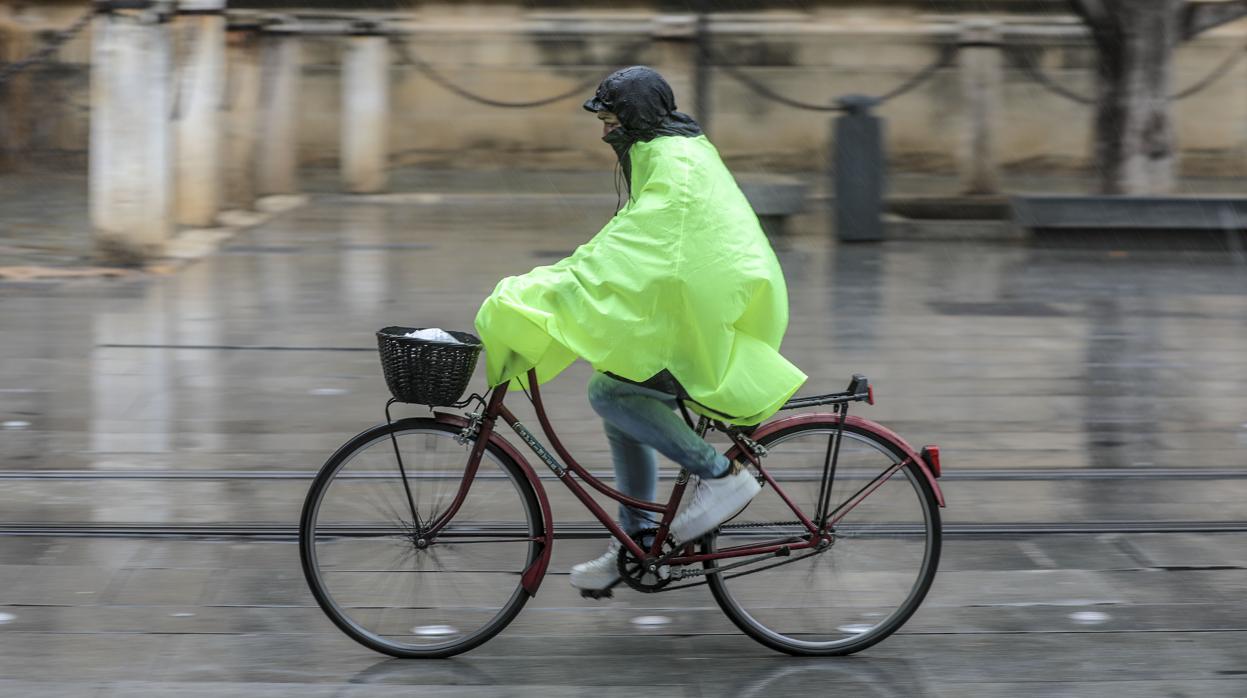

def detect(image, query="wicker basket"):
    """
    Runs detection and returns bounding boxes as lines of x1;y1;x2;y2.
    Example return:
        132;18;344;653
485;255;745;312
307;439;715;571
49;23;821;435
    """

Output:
376;327;483;406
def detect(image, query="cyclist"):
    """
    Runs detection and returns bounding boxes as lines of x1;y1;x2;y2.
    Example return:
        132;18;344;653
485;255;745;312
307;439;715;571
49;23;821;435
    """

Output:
475;66;806;593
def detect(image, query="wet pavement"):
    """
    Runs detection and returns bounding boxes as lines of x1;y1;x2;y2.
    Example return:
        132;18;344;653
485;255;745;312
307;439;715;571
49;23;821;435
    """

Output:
2;182;1247;695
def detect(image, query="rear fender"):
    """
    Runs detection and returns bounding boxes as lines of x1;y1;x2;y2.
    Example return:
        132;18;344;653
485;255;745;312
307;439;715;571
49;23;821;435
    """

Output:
433;411;555;595
726;413;945;508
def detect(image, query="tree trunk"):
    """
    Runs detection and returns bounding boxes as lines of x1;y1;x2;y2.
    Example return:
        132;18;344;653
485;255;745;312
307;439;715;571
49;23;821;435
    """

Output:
1088;0;1181;195
1074;0;1247;194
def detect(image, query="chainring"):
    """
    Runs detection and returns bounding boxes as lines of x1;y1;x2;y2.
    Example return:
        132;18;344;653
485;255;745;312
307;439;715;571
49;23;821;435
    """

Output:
616;528;680;593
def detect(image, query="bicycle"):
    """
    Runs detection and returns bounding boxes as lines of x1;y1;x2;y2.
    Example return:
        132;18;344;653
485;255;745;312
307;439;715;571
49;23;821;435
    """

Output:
299;327;946;658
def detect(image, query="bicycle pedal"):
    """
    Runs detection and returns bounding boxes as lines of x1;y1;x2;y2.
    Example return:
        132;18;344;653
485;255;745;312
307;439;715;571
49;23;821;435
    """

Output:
579;588;614;600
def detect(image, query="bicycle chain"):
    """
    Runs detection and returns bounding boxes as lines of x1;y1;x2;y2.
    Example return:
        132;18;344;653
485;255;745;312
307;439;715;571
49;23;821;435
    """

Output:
654;546;828;591
720;519;804;530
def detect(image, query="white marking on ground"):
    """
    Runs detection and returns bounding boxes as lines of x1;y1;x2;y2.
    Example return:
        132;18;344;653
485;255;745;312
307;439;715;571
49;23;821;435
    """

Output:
1018;541;1058;569
412;625;458;637
837;623;875;634
630;615;671;628
1070;611;1110;625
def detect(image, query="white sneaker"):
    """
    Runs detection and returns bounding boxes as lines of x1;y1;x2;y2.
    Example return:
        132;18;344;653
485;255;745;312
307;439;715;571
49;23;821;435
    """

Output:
569;540;621;590
670;466;761;544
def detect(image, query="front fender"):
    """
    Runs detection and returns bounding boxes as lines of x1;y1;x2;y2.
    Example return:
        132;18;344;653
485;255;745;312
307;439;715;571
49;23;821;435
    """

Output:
433;411;555;595
726;413;945;508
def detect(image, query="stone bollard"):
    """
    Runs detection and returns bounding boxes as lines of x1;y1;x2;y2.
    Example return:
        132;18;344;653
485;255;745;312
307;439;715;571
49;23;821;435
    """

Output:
958;20;1003;195
832;96;886;242
222;17;264;210
173;0;226;227
256;24;300;195
89;0;176;264
340;23;389;194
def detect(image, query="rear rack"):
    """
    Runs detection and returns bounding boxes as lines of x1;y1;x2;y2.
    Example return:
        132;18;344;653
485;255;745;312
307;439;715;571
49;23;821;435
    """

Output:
779;373;873;411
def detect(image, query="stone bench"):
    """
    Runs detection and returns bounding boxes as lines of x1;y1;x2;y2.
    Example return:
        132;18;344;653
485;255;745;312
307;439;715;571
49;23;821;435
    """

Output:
736;175;809;237
1012;195;1247;233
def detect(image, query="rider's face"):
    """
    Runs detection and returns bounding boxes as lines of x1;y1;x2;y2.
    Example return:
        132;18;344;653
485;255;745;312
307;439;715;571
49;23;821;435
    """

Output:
596;110;621;138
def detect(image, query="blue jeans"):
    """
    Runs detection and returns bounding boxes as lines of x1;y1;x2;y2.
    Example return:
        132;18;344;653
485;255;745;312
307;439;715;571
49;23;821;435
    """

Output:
586;371;730;535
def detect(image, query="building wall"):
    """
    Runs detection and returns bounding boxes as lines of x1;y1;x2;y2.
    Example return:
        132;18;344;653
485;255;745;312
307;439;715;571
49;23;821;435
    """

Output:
3;2;1245;175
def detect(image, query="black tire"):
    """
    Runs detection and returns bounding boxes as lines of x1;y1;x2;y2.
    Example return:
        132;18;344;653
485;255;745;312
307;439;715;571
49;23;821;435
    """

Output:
299;418;543;658
705;420;942;656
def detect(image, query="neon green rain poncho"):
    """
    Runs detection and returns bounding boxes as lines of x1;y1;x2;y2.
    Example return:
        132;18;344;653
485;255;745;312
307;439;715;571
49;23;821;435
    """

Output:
475;71;806;426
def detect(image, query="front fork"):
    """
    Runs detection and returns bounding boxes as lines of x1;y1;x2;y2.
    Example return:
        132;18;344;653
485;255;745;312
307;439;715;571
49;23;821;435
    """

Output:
418;385;509;539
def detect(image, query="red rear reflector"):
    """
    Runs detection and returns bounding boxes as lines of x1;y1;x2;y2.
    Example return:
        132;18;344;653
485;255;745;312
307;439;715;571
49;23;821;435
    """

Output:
866;385;875;405
921;445;941;478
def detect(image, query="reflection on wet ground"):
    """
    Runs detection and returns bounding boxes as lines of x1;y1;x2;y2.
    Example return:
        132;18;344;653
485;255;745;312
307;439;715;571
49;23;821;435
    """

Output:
2;187;1246;695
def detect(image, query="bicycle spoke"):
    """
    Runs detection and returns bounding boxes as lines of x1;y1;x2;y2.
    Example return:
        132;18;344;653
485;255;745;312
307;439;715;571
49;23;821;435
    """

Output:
707;423;940;655
301;421;539;657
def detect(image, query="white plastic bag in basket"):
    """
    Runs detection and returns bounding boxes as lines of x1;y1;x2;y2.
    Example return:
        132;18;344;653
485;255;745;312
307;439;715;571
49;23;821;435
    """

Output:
403;328;461;344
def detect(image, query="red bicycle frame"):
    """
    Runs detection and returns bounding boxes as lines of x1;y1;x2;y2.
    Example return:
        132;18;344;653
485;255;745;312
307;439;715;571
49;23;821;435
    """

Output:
424;368;944;595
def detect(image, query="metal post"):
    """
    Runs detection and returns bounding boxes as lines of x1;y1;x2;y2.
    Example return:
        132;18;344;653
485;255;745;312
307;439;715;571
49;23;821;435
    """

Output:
958;19;1002;195
693;1;711;133
173;0;226;226
340;22;389;194
652;14;707;128
90;0;176;263
832;95;886;242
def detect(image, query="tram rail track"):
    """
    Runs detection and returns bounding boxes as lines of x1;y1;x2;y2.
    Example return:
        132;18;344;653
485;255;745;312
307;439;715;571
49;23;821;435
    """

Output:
2;520;1246;539
5;467;1242;538
0;466;1244;481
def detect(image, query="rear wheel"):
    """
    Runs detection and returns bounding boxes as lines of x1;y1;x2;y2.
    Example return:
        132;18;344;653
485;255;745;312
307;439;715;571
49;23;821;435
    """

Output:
705;420;941;656
299;418;543;658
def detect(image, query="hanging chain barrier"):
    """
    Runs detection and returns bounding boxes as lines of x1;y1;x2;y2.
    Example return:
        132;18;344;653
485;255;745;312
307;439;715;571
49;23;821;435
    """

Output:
1011;48;1096;105
1014;37;1247;106
391;38;652;109
706;42;959;113
1169;40;1247;101
0;7;96;87
6;11;1244;115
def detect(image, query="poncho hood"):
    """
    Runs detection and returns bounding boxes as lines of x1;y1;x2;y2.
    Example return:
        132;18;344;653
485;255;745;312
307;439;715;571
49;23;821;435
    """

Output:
583;66;702;184
474;134;807;426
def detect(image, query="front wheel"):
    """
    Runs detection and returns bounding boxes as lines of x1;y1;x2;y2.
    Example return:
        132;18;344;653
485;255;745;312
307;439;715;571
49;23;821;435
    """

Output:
705;420;942;656
299;418;543;658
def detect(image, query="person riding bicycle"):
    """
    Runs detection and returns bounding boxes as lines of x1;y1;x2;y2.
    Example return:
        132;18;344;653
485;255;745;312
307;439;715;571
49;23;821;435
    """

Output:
474;66;806;593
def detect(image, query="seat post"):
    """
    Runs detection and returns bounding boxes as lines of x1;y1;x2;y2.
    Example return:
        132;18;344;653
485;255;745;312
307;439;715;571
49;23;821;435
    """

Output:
676;398;697;430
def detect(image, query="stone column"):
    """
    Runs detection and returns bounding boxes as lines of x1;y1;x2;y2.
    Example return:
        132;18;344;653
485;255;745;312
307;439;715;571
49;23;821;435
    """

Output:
256;27;300;195
173;0;226;226
89;2;176;264
222;19;263;209
340;27;389;194
958;20;1003;195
